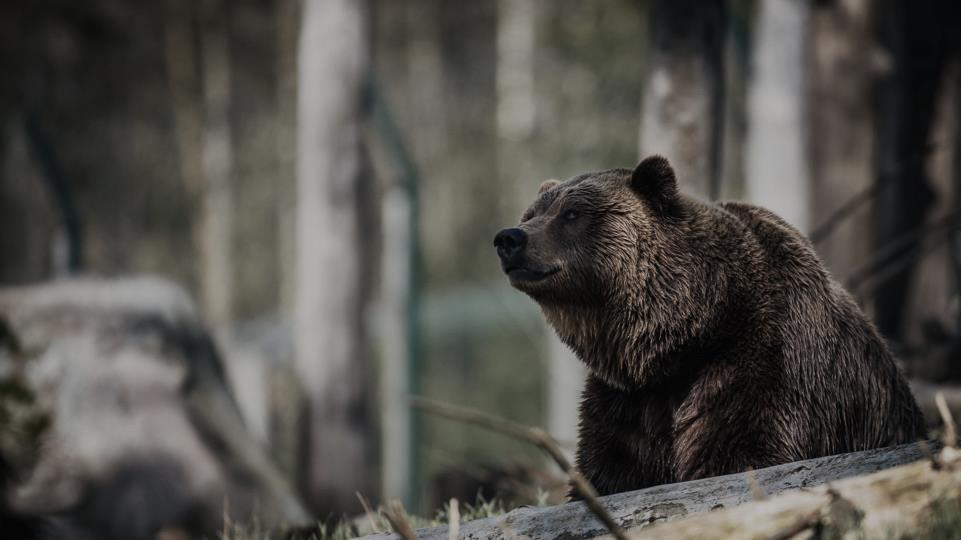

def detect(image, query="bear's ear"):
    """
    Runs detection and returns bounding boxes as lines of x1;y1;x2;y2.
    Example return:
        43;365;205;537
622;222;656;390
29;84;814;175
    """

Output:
630;155;679;213
538;178;561;195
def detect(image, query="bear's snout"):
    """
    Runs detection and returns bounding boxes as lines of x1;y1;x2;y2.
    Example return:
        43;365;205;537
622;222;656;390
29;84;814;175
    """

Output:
493;227;527;262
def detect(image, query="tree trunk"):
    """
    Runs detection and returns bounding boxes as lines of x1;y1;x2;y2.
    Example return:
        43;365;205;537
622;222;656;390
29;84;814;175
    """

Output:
163;0;206;290
0;121;56;283
899;64;960;355
496;0;537;145
546;332;583;455
871;0;948;342
496;0;538;217
639;0;725;198
276;0;300;320
268;0;303;487
379;186;415;507
717;3;751;200
745;0;810;232
164;0;236;328
406;0;447;168
808;0;875;284
295;0;373;516
198;0;235;330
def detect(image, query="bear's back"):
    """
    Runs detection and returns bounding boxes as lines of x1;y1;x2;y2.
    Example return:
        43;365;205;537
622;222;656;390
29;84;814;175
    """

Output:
716;200;926;452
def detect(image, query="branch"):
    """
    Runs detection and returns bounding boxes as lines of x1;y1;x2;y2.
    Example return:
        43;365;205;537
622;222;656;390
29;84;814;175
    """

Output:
810;181;886;245
936;392;958;449
846;213;958;288
411;397;628;540
383;500;417;540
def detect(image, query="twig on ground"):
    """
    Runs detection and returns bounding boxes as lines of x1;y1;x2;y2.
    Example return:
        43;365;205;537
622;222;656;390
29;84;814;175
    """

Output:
220;496;231;540
936;392;958;449
746;469;767;501
356;492;383;534
412;396;629;540
384;500;417;540
495;522;520;540
447;499;459;540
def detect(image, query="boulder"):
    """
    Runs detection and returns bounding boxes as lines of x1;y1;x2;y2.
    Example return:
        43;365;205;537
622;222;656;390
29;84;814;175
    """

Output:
0;277;309;539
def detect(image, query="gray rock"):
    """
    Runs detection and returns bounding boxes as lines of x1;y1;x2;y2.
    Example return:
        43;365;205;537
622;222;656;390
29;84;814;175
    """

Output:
0;277;309;540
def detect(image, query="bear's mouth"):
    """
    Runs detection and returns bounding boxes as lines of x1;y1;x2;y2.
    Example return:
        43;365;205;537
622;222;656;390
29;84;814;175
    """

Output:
505;266;559;283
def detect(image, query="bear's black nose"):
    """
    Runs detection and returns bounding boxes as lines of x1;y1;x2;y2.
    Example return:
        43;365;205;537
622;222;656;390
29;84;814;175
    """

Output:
494;227;527;261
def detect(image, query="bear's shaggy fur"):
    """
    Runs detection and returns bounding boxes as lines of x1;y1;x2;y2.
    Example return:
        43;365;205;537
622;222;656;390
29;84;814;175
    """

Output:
494;156;926;495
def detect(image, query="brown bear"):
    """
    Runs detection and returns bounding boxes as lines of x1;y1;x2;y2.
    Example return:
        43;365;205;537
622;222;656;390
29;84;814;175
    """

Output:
493;156;927;496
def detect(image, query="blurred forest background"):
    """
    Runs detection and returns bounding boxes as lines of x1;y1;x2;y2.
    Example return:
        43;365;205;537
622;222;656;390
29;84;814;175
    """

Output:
3;0;961;536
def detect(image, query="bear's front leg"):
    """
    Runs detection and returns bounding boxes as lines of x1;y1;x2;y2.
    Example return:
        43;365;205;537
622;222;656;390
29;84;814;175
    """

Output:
670;380;801;481
572;375;679;497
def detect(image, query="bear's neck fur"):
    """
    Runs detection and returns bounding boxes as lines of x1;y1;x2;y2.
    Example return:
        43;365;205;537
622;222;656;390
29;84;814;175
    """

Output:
541;197;757;391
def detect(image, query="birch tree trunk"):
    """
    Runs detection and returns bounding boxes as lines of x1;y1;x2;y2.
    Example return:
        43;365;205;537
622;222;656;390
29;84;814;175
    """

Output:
379;187;414;507
547;331;583;454
496;0;537;146
296;0;373;515
745;0;810;232
639;1;725;198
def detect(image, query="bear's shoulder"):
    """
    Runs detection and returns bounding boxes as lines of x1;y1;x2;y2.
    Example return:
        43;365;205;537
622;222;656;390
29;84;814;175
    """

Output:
717;201;804;238
717;201;817;259
708;200;830;291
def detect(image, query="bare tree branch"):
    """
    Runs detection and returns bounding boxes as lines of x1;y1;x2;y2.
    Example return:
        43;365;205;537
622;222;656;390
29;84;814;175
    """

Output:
411;397;628;540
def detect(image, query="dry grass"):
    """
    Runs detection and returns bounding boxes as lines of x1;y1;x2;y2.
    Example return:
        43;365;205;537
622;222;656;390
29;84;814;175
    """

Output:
214;491;523;540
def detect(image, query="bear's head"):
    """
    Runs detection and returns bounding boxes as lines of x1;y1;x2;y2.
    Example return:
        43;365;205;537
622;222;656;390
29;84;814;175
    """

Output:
493;156;722;388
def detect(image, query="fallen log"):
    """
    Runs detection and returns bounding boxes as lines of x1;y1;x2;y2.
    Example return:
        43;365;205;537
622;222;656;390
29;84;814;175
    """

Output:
625;447;961;539
363;441;932;540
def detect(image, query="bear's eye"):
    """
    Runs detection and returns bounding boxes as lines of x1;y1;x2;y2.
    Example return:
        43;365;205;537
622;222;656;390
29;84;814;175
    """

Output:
564;209;579;221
